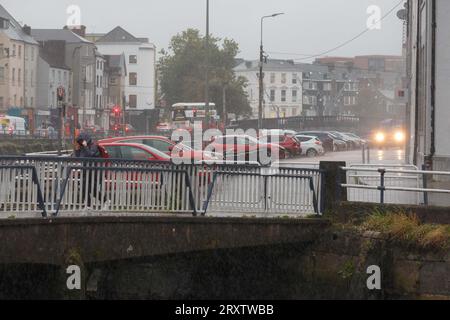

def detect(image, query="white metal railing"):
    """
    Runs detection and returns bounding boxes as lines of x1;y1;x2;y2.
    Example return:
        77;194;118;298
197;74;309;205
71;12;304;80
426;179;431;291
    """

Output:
341;165;450;205
345;164;421;205
0;157;323;217
0;165;47;216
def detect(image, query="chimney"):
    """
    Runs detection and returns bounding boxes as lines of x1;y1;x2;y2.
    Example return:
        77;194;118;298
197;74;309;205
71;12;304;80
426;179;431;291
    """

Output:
22;24;31;36
66;25;86;38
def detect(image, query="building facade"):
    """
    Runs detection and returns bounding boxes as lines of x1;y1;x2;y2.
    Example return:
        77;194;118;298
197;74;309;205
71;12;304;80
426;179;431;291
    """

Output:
234;60;304;119
0;5;39;131
32;27;98;128
91;27;156;113
36;40;72;125
405;0;450;174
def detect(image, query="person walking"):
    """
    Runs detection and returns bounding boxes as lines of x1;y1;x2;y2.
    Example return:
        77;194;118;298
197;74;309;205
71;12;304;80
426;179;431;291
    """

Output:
74;132;109;211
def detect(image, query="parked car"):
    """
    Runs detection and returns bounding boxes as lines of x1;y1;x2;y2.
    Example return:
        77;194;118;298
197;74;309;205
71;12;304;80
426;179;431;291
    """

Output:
207;135;286;164
99;135;220;161
297;131;337;152
330;131;361;149
295;135;325;157
259;134;301;158
326;132;353;150
343;132;367;147
99;142;172;162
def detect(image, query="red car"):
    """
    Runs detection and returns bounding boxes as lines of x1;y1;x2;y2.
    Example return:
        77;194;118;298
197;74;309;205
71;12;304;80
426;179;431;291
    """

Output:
99;136;220;162
259;134;301;157
207;135;286;164
99;142;172;162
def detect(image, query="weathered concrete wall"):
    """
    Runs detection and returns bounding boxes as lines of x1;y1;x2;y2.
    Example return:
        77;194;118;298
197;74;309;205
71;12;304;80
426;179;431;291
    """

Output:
0;229;448;300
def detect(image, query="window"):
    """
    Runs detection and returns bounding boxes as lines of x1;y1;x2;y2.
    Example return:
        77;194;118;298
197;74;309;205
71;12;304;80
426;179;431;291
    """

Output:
31;47;35;61
0;97;3;108
129;95;137;108
141;139;173;153
18;69;21;85
292;90;297;102
30;97;34;107
292;74;297;84
281;73;286;84
120;146;151;161
12;68;15;84
270;89;276;102
270;73;275;84
0;44;3;58
281;90;286;102
323;83;332;91
344;96;356;106
129;55;137;64
12;44;16;57
18;45;21;58
0;67;4;81
129;72;137;86
104;146;121;159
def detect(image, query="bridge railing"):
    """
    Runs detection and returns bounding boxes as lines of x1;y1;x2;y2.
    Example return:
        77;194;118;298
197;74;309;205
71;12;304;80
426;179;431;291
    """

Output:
0;156;324;217
0;165;47;217
340;165;450;205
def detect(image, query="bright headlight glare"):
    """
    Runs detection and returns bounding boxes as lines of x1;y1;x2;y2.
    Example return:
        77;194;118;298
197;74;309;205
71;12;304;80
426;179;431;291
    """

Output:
394;131;405;142
375;132;385;143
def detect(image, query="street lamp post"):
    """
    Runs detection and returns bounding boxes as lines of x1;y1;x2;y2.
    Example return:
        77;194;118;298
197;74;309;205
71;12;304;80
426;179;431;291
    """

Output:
205;0;210;113
258;13;284;133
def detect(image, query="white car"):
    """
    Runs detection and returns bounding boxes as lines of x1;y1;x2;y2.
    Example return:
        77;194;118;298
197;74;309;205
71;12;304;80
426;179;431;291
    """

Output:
295;135;325;157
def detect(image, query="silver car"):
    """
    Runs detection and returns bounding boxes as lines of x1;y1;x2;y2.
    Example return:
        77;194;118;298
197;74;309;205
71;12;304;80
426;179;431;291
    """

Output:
295;135;325;157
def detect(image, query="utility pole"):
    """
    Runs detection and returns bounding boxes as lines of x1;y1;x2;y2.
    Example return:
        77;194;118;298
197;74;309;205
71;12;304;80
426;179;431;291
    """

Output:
205;0;210;112
222;85;227;128
258;13;284;134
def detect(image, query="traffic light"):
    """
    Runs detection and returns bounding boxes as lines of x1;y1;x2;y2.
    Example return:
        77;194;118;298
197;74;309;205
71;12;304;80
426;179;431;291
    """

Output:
112;106;121;116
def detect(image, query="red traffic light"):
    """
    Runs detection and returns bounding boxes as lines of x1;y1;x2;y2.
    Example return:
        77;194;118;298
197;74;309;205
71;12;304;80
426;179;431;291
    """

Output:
112;106;121;115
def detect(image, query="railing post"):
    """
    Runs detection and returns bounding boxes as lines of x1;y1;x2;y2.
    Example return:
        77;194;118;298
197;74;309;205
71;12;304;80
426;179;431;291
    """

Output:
319;161;347;213
362;144;366;164
367;144;371;164
378;168;386;204
422;165;429;205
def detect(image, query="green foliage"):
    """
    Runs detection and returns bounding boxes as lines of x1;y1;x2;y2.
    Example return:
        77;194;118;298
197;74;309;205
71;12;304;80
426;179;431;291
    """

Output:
158;29;252;118
363;211;450;251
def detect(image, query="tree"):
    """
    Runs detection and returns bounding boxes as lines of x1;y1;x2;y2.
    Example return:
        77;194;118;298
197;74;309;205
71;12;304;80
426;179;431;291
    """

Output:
158;29;252;119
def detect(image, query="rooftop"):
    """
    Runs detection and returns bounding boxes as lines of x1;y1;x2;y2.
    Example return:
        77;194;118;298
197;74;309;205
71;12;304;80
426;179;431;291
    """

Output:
0;4;38;45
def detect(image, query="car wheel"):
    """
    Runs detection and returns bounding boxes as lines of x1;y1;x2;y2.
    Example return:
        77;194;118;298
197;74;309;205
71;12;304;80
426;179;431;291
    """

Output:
306;149;318;158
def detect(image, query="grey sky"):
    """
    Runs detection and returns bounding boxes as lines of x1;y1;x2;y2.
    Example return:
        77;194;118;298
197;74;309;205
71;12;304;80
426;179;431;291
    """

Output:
2;0;404;61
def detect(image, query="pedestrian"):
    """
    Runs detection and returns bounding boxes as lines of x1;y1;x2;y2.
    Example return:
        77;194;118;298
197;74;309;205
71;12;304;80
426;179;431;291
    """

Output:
74;132;109;211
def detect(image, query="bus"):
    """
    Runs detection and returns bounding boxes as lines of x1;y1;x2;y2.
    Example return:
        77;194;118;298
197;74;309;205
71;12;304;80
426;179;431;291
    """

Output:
171;103;220;132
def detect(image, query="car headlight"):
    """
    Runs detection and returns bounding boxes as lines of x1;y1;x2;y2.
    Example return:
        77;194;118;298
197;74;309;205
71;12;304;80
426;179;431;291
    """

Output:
375;132;386;143
394;131;405;143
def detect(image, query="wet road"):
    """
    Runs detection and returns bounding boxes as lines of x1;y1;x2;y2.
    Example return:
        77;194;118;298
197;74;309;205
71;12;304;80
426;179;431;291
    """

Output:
279;147;406;166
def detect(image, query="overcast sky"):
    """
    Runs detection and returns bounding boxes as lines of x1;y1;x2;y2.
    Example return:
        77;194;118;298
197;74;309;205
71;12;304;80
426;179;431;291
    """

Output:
2;0;405;61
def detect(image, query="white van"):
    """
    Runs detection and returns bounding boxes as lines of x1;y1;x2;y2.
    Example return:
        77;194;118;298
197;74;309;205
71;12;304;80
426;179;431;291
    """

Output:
0;115;27;135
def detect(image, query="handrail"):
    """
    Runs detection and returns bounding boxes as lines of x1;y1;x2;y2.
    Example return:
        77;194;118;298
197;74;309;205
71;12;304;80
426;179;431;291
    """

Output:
0;165;47;217
202;171;319;215
54;166;198;217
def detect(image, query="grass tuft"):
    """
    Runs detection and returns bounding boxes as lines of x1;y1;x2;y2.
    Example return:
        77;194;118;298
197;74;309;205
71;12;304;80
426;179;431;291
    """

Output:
362;211;450;251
